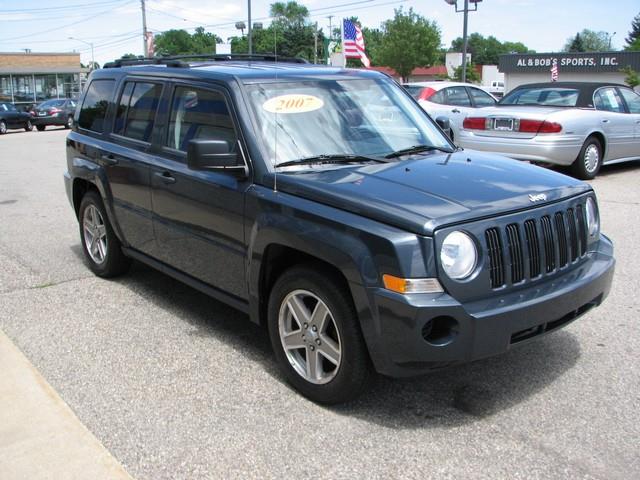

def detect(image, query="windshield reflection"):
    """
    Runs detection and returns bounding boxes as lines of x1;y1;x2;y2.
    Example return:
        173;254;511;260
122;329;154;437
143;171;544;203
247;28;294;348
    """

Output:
244;78;451;168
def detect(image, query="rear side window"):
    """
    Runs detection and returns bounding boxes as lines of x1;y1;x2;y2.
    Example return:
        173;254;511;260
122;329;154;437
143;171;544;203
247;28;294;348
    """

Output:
429;90;446;104
594;88;625;113
445;86;472;107
166;86;237;153
114;81;162;142
78;79;115;133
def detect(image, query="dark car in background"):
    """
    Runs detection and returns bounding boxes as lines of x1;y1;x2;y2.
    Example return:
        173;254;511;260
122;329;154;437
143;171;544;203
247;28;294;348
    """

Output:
0;102;33;134
31;98;76;130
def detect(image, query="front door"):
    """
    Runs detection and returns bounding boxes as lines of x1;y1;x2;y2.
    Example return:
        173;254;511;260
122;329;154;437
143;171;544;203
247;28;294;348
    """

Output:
594;87;636;160
150;84;249;300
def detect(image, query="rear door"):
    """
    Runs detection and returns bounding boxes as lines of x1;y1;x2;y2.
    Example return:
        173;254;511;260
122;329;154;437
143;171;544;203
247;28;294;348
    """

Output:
442;86;474;134
594;87;636;160
617;87;640;145
77;78;159;255
149;83;249;299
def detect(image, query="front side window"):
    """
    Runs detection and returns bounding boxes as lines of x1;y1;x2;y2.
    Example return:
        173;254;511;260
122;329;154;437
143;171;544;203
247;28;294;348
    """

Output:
468;87;496;107
166;87;237;153
245;78;451;167
594;88;625;113
113;82;162;142
78;79;115;133
618;88;640;114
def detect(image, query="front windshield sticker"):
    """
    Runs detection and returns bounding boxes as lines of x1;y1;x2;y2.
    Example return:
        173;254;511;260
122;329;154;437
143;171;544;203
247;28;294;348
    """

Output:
263;94;324;114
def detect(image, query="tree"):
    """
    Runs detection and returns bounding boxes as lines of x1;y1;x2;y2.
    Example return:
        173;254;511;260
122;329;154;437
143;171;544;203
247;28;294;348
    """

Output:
154;27;221;56
377;7;441;82
449;33;532;64
563;29;609;52
566;33;585;52
452;62;480;83
627;37;640;51
626;12;640;47
621;66;640;89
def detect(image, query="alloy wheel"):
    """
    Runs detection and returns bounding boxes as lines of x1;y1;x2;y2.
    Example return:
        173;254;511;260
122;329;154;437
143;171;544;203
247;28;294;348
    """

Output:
278;289;342;385
82;204;108;264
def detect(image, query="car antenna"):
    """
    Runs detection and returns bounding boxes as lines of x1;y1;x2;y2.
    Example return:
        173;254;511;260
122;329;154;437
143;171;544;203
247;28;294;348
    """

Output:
273;22;279;193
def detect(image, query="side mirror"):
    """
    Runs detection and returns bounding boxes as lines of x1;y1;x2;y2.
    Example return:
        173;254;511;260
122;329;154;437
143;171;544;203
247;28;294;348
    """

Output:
435;116;452;140
187;139;247;178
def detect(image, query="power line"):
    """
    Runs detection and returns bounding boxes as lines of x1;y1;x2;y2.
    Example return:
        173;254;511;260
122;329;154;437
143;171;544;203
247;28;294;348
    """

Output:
1;0;129;13
0;0;136;42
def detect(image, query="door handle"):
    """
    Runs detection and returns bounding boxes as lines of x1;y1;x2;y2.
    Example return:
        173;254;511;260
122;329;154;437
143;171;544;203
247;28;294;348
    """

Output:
154;171;176;184
100;153;118;165
451;108;461;113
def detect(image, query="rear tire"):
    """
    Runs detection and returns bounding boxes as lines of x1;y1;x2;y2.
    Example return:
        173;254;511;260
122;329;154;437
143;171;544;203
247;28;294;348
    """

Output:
36;125;46;132
78;190;131;278
571;136;602;180
267;266;373;404
65;116;73;129
25;120;33;132
0;120;6;135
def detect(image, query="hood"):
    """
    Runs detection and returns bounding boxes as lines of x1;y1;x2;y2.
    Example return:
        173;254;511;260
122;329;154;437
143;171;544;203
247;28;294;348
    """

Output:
273;151;590;236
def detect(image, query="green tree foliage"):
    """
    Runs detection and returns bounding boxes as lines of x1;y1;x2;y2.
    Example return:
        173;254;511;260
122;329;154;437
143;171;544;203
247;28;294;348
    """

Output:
154;27;221;56
451;62;480;83
119;53;139;60
230;1;324;62
621;66;640;88
449;33;531;65
377;7;441;82
627;37;640;51
563;29;610;52
626;12;640;47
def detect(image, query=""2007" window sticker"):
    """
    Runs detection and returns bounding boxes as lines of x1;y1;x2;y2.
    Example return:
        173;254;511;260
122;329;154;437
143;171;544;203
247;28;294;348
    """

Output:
263;94;324;114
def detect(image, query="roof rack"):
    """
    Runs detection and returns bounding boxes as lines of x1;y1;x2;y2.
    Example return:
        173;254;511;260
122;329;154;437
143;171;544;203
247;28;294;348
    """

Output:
103;54;309;69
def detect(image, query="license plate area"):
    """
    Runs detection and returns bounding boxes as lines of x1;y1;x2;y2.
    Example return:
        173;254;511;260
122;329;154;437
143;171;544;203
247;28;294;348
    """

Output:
492;117;514;131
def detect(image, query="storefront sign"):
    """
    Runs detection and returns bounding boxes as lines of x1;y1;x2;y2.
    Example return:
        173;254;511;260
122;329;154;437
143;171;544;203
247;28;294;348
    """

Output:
499;51;640;73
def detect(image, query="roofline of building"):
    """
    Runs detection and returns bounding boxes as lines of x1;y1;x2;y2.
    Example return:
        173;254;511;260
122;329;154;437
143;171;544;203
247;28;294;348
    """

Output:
0;52;80;56
0;68;87;74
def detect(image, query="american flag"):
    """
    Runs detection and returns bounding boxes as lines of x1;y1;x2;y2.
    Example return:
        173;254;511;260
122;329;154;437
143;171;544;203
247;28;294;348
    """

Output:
343;19;370;68
550;59;558;82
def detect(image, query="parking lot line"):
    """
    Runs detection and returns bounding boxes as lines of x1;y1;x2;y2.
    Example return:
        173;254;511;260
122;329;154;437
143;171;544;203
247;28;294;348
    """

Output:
0;328;134;480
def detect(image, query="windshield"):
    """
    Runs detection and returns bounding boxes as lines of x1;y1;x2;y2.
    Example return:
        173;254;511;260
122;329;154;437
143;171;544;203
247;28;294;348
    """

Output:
244;78;452;167
499;87;579;107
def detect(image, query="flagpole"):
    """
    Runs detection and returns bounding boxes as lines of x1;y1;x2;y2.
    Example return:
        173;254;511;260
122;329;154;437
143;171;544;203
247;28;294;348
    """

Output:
340;18;345;67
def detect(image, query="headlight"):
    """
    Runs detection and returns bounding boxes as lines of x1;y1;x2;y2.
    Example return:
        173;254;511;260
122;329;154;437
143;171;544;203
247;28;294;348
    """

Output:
585;197;599;237
440;231;477;279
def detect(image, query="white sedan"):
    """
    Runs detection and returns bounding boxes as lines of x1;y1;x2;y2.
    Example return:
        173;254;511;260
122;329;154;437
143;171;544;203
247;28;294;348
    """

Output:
403;81;498;141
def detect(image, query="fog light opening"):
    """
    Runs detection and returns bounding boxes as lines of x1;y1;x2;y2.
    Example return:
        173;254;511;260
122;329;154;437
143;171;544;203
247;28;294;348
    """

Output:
422;316;459;346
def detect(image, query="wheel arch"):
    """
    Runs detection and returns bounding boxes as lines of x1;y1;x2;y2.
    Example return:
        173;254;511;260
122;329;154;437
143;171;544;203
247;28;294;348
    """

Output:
585;130;607;159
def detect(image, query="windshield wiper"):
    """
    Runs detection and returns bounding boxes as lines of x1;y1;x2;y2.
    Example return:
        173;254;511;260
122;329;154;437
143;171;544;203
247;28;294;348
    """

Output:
275;154;388;169
385;144;455;159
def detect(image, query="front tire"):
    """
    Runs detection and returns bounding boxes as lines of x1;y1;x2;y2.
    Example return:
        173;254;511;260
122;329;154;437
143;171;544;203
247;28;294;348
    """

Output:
268;266;373;404
571;136;602;180
65;116;73;129
25;120;33;132
78;191;131;277
0;120;6;134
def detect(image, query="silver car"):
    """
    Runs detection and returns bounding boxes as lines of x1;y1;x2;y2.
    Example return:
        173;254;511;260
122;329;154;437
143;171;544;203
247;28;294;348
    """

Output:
403;81;497;142
457;82;640;179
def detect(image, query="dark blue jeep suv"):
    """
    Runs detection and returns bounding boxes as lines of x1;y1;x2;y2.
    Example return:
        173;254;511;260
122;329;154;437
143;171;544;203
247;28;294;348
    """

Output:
64;55;615;403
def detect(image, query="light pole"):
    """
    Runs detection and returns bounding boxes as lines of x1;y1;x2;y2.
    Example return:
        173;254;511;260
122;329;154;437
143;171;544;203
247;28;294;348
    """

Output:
444;0;482;83
248;0;252;55
69;36;94;70
608;31;616;50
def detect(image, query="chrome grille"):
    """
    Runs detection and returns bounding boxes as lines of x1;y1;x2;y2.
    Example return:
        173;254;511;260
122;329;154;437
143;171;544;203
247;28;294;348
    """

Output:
486;202;588;289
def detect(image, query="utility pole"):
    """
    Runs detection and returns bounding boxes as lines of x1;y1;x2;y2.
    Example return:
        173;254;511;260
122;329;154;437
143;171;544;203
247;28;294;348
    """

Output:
248;0;252;55
461;0;469;83
141;0;148;57
314;22;318;64
327;15;334;41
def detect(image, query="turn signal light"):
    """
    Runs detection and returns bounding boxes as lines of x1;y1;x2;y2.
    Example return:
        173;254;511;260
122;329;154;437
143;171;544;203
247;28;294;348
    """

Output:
382;274;444;294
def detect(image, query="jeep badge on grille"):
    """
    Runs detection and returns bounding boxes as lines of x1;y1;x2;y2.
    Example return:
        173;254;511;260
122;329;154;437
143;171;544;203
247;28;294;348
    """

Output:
529;193;548;202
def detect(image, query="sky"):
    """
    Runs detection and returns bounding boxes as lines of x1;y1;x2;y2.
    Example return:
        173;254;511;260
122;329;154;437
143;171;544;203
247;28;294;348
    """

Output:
0;0;638;67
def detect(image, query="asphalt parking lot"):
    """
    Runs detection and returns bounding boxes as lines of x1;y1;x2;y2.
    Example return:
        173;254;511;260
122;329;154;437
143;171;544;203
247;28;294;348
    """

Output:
1;128;639;479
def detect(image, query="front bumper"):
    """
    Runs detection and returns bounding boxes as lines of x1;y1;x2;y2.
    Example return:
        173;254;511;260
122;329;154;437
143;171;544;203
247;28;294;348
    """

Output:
457;132;583;165
365;235;614;377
